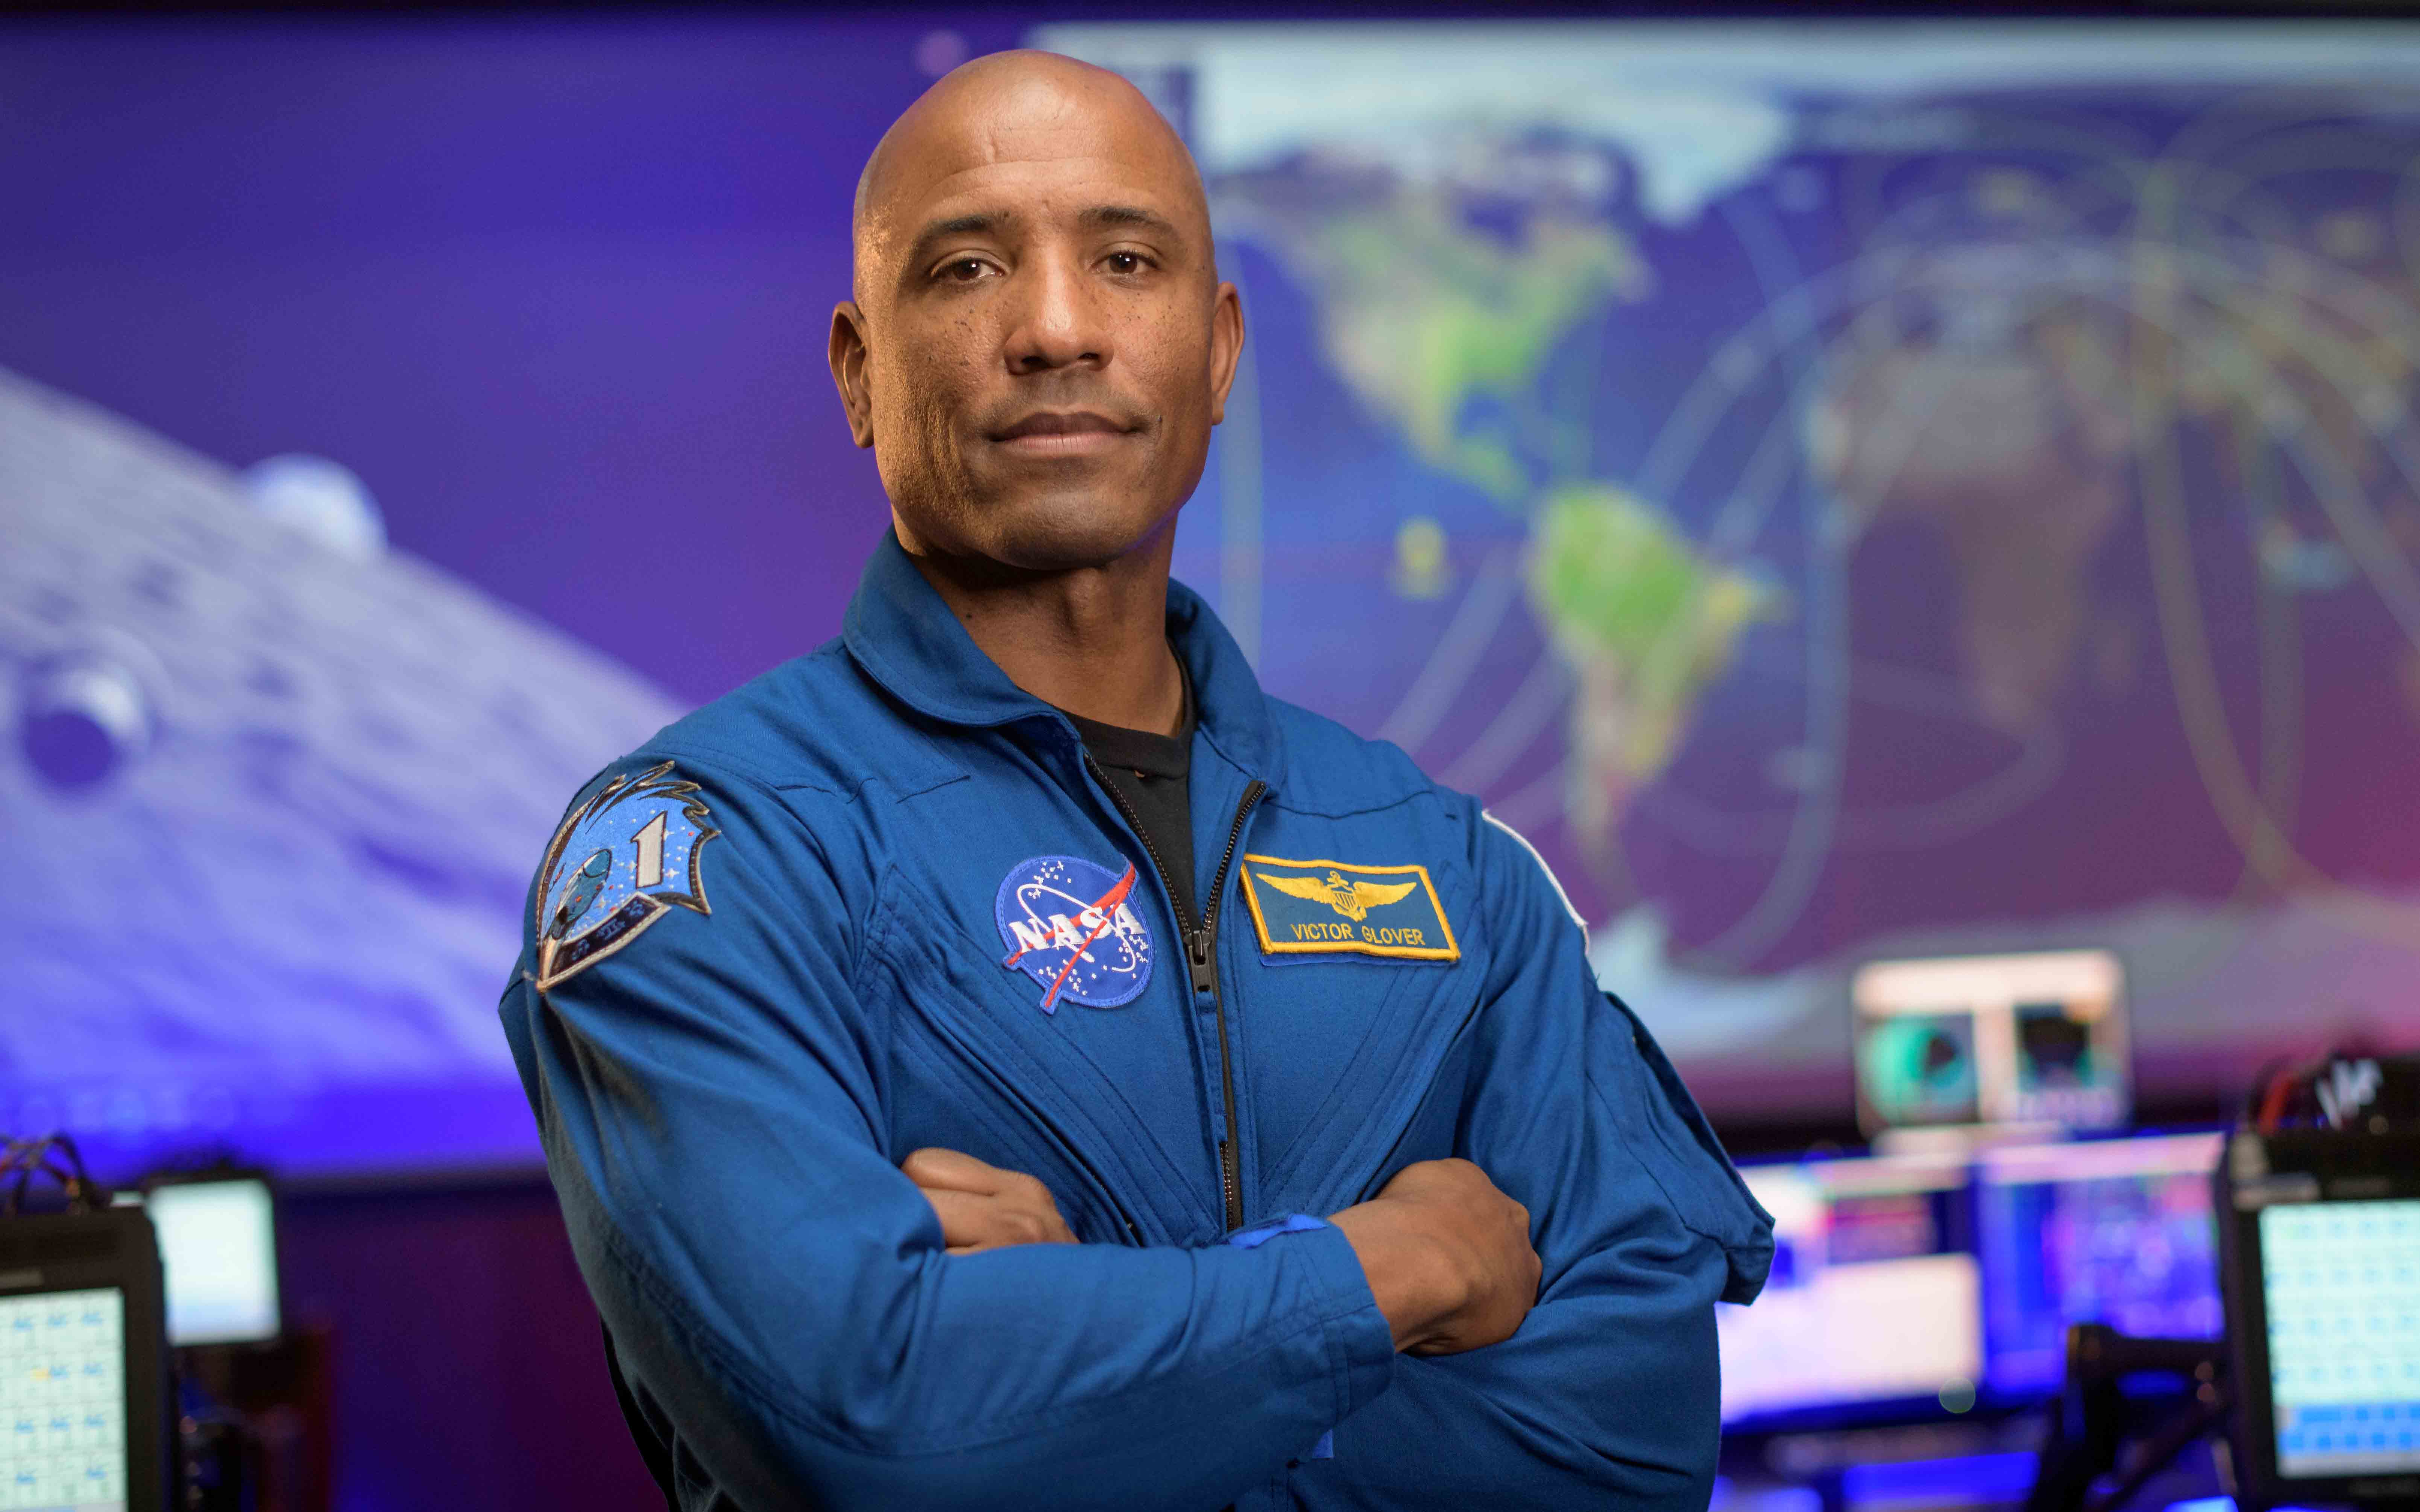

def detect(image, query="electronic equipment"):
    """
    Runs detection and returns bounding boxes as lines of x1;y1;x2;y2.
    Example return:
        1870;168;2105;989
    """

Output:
2252;1052;2420;1137
0;1207;172;1512
1977;1132;2225;1397
2022;1323;2228;1512
144;1175;280;1347
1851;949;2129;1136
2219;1127;2420;1510
1717;1151;1983;1425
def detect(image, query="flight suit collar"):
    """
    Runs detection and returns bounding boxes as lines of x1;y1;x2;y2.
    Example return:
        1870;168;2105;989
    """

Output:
840;527;1282;780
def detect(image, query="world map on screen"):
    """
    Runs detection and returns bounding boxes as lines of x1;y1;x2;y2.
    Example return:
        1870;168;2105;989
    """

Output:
1048;22;2420;1109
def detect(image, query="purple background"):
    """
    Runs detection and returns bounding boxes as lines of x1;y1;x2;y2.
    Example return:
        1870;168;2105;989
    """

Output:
0;16;983;707
0;21;1014;1510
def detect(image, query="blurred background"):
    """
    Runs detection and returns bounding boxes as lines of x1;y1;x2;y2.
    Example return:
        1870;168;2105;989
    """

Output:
5;6;2419;1510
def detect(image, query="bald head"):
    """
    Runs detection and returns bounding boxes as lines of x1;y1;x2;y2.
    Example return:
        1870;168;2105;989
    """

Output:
851;50;1210;301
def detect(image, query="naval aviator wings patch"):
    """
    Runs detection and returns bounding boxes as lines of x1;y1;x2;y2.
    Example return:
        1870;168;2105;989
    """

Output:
1237;855;1459;963
533;760;718;990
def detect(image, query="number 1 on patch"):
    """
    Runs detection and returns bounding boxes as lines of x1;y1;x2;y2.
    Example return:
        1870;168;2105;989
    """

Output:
633;811;667;889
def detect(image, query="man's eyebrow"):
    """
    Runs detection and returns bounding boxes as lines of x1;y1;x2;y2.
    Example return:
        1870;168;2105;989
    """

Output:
903;211;1008;268
1080;204;1183;238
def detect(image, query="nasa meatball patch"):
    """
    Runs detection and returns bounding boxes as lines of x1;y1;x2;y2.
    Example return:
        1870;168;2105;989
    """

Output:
534;761;718;990
994;855;1154;1013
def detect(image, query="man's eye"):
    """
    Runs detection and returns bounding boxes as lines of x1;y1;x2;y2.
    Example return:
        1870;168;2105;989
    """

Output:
940;258;990;282
1105;251;1148;275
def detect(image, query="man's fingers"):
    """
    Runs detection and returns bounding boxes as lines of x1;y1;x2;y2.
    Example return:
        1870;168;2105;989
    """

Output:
920;1186;1076;1251
920;1187;1004;1246
902;1148;1077;1251
901;1146;1011;1194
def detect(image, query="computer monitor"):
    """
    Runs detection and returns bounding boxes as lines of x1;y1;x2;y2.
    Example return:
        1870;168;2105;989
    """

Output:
1718;1151;1983;1425
1851;949;2128;1136
2220;1130;2420;1506
0;1207;171;1512
145;1175;280;1347
1975;1132;2224;1396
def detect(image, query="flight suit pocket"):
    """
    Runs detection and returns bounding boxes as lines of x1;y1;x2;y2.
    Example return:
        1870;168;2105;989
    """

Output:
1346;1022;1479;1204
860;868;1206;1246
1249;944;1490;1216
1597;990;1775;1303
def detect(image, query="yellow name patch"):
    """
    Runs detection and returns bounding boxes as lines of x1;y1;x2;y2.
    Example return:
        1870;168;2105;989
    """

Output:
1236;855;1460;962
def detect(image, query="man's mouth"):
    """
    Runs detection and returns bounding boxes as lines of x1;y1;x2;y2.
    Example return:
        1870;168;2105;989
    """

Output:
988;409;1137;457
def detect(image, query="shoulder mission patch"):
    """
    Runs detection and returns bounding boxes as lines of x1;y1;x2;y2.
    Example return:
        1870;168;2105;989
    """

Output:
534;760;718;990
1237;854;1459;962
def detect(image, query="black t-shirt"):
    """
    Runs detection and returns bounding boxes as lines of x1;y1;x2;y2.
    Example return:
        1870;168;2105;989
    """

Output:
1060;671;1197;929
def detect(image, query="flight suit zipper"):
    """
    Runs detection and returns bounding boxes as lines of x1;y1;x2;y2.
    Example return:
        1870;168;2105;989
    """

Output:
1084;752;1266;1233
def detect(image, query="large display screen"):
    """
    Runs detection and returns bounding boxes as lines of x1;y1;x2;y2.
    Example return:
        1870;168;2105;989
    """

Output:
0;1287;127;1512
5;18;2420;1174
2260;1198;2420;1478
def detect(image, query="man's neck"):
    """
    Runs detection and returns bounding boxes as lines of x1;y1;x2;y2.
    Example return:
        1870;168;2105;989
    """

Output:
897;517;1186;738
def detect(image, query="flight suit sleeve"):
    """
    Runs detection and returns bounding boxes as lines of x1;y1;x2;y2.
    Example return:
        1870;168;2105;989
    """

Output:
1301;810;1774;1511
498;759;1395;1512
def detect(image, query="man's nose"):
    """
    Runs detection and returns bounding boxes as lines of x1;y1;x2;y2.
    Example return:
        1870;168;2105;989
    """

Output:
1002;253;1110;374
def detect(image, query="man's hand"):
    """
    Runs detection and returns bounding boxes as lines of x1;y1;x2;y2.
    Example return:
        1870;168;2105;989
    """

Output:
902;1147;1079;1254
1328;1158;1539;1355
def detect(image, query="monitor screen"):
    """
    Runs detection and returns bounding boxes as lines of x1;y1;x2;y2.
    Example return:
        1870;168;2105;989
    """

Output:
1718;1153;1982;1423
0;1286;128;1512
1976;1132;2224;1395
2259;1198;2420;1478
147;1178;280;1346
1852;951;2128;1134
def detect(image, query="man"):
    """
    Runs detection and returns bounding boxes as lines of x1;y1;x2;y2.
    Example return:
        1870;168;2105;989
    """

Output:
500;50;1771;1512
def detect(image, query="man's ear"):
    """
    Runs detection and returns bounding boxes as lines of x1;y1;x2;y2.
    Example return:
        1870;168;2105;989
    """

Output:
1206;281;1244;427
828;301;876;449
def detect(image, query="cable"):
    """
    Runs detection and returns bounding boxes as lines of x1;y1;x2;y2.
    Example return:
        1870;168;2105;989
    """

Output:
0;1131;111;1217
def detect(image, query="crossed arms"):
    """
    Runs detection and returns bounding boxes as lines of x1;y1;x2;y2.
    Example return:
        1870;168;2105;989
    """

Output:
504;773;1767;1510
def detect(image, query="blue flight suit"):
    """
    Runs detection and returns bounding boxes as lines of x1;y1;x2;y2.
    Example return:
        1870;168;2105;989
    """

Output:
499;530;1773;1511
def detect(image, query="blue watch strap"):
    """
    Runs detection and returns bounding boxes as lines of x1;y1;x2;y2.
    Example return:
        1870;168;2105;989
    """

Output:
1224;1212;1330;1249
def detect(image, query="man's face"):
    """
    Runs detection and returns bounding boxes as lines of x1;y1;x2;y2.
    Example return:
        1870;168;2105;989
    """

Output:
833;70;1242;572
